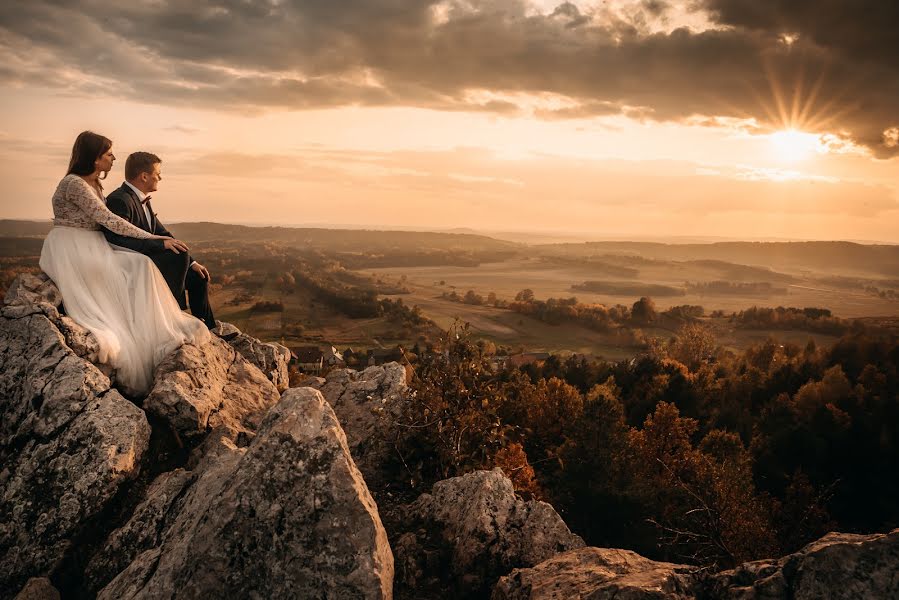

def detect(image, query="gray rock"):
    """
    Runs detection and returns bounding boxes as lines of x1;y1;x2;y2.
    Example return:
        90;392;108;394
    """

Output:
306;362;408;489
143;336;281;442
13;578;60;600
81;468;196;595
212;320;290;391
97;387;393;599
0;314;150;596
396;468;585;597
4;273;62;309
493;528;899;600
2;274;101;364
492;547;696;600
707;528;899;599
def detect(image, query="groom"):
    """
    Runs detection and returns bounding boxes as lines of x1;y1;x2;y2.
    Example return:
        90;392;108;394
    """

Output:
103;152;217;329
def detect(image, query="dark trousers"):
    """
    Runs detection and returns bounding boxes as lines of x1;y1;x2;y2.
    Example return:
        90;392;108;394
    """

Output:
148;250;216;329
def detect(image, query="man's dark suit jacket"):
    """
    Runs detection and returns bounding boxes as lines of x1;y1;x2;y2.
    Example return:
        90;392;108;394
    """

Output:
103;183;192;264
102;182;215;328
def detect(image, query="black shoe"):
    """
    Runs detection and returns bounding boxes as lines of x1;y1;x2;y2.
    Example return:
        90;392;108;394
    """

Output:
216;331;240;342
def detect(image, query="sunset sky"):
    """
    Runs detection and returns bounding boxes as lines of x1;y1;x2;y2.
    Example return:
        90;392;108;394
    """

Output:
1;1;897;242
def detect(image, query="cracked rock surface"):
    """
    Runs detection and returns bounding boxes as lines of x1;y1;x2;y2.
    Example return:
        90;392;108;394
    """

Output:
306;363;408;491
394;468;585;598
212;321;291;392
95;388;393;600
143;336;281;443
492;547;696;600
1;274;392;600
0;307;150;595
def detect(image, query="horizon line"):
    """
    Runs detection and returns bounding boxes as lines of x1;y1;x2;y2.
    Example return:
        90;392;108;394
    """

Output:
1;217;896;246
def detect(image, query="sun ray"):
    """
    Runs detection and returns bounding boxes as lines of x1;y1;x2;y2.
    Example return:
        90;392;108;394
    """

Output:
762;57;791;128
789;59;805;128
797;66;828;127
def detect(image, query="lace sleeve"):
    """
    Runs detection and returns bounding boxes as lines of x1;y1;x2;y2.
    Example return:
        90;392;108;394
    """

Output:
66;177;164;240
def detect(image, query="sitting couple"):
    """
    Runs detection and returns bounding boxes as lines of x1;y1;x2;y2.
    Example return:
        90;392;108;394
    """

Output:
40;131;221;396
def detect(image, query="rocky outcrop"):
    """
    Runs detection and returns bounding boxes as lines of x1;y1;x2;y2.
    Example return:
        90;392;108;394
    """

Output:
93;388;393;599
394;468;585;598
212;321;290;392
492;547;695;600
306;363;408;490
0;280;150;596
705;528;899;599
143;336;281;443
4;272;62;310
1;274;393;600
2;272;103;366
492;528;899;600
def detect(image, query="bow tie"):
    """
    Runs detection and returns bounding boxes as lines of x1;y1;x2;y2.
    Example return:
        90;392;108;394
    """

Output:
142;195;152;205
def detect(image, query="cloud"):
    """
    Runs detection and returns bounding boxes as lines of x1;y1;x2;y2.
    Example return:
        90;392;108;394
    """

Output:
0;1;896;156
161;145;898;218
164;125;201;134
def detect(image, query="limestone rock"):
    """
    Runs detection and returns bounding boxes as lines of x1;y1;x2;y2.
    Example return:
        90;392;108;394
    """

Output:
707;528;899;599
143;336;280;442
492;547;696;600
3;272;61;310
396;468;584;597
96;387;393;599
212;320;290;391
13;578;60;600
0;313;150;597
306;362;408;489
2;273;100;363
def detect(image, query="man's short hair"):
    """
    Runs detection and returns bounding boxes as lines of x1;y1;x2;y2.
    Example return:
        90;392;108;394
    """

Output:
125;152;161;180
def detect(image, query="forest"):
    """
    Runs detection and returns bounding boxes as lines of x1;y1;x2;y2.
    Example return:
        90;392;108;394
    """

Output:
386;323;899;570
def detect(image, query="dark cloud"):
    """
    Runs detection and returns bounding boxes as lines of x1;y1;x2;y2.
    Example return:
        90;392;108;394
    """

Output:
0;0;896;157
703;0;899;68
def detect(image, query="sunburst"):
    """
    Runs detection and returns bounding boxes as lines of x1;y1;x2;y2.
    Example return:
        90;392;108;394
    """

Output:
768;129;820;161
711;36;862;161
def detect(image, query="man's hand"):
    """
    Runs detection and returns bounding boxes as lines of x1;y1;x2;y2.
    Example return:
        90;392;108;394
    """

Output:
191;262;211;282
163;238;190;254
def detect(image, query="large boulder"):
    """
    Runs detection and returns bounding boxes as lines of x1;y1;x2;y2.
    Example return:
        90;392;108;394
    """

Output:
706;528;899;599
212;321;291;391
0;309;150;597
93;387;393;599
142;336;281;443
306;363;408;489
395;468;585;598
492;547;696;600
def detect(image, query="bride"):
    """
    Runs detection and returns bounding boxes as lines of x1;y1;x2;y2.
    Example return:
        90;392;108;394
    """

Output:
40;131;210;396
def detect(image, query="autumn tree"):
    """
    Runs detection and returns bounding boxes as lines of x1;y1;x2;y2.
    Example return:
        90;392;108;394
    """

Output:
668;322;718;371
515;288;535;302
631;296;657;324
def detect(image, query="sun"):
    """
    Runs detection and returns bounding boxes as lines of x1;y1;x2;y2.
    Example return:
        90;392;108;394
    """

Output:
769;129;820;161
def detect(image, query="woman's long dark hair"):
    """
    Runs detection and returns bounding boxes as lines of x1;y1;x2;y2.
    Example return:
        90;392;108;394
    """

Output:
67;131;112;187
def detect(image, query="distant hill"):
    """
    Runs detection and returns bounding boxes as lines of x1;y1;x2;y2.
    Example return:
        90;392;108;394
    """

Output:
536;241;899;278
169;222;522;253
0;220;52;237
0;220;521;254
0;237;44;256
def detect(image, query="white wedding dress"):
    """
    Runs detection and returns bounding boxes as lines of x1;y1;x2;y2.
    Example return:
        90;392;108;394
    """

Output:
40;174;210;395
